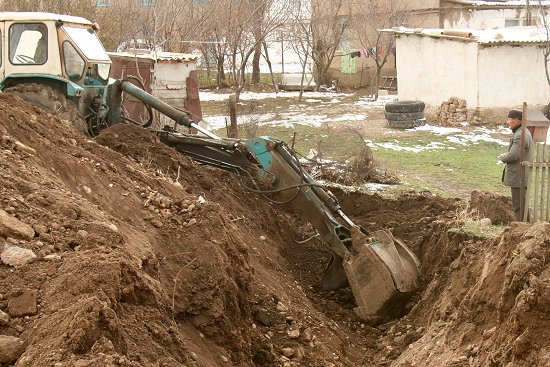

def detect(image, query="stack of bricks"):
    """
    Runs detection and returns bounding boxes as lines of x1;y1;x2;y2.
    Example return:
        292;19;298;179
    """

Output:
436;97;468;125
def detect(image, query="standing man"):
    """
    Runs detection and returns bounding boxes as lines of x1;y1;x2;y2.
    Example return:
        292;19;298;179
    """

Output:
499;109;533;221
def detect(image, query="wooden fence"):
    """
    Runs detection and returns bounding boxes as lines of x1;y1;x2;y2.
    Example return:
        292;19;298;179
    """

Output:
524;142;550;222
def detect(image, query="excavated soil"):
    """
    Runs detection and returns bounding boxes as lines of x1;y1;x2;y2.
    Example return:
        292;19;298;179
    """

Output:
1;92;550;367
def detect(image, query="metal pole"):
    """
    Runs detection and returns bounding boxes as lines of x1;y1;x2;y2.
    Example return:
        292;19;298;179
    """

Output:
281;35;285;75
120;80;220;139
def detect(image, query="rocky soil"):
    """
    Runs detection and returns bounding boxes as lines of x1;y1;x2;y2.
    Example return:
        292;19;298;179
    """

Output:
1;92;550;367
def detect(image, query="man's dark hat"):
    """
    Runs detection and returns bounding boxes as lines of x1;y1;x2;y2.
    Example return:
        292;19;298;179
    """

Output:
508;109;522;120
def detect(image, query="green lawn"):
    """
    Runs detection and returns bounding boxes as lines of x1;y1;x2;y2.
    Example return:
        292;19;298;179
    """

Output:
213;122;509;199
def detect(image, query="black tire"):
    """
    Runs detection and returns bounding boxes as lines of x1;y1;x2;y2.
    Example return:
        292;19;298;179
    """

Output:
385;100;425;113
5;83;88;136
387;118;426;129
384;111;424;121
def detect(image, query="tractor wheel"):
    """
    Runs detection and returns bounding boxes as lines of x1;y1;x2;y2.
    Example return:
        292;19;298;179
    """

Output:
5;83;88;136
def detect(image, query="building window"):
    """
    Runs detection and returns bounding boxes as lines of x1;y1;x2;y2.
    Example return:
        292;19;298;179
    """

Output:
505;18;527;27
338;16;349;49
138;0;155;5
94;0;111;6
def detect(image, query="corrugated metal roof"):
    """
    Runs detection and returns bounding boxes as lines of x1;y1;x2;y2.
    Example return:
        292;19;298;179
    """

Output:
384;26;549;45
108;51;200;62
0;12;92;24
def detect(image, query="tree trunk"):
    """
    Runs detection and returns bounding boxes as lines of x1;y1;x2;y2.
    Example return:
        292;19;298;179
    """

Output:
228;94;238;138
262;41;278;92
216;56;226;89
251;42;262;85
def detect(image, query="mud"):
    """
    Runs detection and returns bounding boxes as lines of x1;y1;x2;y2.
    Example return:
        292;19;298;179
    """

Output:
1;92;550;367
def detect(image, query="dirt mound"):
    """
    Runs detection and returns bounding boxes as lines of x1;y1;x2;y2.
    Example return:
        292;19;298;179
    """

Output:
468;189;514;225
380;222;550;367
2;91;550;367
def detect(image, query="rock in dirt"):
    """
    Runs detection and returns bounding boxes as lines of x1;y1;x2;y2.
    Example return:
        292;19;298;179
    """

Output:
0;310;10;326
254;308;283;327
7;289;38;317
0;335;25;364
0;209;35;240
14;140;36;156
1;246;37;267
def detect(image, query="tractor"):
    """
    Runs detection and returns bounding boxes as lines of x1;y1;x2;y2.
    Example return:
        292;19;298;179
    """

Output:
1;12;421;323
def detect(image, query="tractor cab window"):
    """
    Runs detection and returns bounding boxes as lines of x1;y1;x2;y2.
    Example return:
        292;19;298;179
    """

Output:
83;63;110;85
9;23;48;65
61;26;110;62
62;41;85;82
97;63;110;80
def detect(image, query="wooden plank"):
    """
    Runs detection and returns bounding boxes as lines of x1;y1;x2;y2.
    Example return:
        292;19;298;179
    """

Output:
523;161;550;168
547;143;550;221
525;160;534;222
533;143;541;222
543;143;548;221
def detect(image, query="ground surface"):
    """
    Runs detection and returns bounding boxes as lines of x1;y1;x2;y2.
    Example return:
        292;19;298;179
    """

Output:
1;91;550;367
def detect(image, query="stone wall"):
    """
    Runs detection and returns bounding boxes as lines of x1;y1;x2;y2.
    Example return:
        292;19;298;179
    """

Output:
436;97;481;125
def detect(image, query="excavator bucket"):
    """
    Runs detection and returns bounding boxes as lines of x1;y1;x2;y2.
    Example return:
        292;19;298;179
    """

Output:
343;226;421;323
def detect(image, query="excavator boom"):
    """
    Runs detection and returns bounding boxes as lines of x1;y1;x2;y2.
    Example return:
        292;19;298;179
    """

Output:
105;79;421;323
156;128;421;323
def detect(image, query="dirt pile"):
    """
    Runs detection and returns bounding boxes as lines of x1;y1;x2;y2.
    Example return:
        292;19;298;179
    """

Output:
382;222;550;367
2;91;550;367
468;190;514;225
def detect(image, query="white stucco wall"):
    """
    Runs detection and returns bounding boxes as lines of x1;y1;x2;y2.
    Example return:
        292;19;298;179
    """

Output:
152;62;197;127
153;62;196;108
395;35;479;107
395;34;550;108
477;44;550;107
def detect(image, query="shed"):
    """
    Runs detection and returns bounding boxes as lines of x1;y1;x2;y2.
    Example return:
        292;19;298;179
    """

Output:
384;27;550;108
525;108;550;142
108;51;202;131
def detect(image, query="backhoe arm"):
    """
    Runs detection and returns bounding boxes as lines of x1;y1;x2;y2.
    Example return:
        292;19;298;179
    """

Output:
107;80;421;323
157;131;421;323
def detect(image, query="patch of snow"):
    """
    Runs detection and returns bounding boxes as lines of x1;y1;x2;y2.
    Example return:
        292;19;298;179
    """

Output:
332;114;367;122
355;95;398;107
199;90;352;102
412;124;463;135
373;141;447;153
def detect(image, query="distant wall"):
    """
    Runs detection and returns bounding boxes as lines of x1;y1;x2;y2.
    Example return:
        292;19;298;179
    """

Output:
395;34;550;108
395;35;479;106
477;44;549;107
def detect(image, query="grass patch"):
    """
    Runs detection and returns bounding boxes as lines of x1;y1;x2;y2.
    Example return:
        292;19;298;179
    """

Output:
447;208;506;239
204;93;511;199
370;136;508;197
213;121;508;198
448;220;506;239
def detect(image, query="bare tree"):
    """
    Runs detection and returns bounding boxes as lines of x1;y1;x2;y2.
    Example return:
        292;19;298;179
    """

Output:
351;0;410;99
288;0;348;91
250;0;269;85
286;0;314;99
533;2;550;92
194;1;231;88
210;0;287;101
